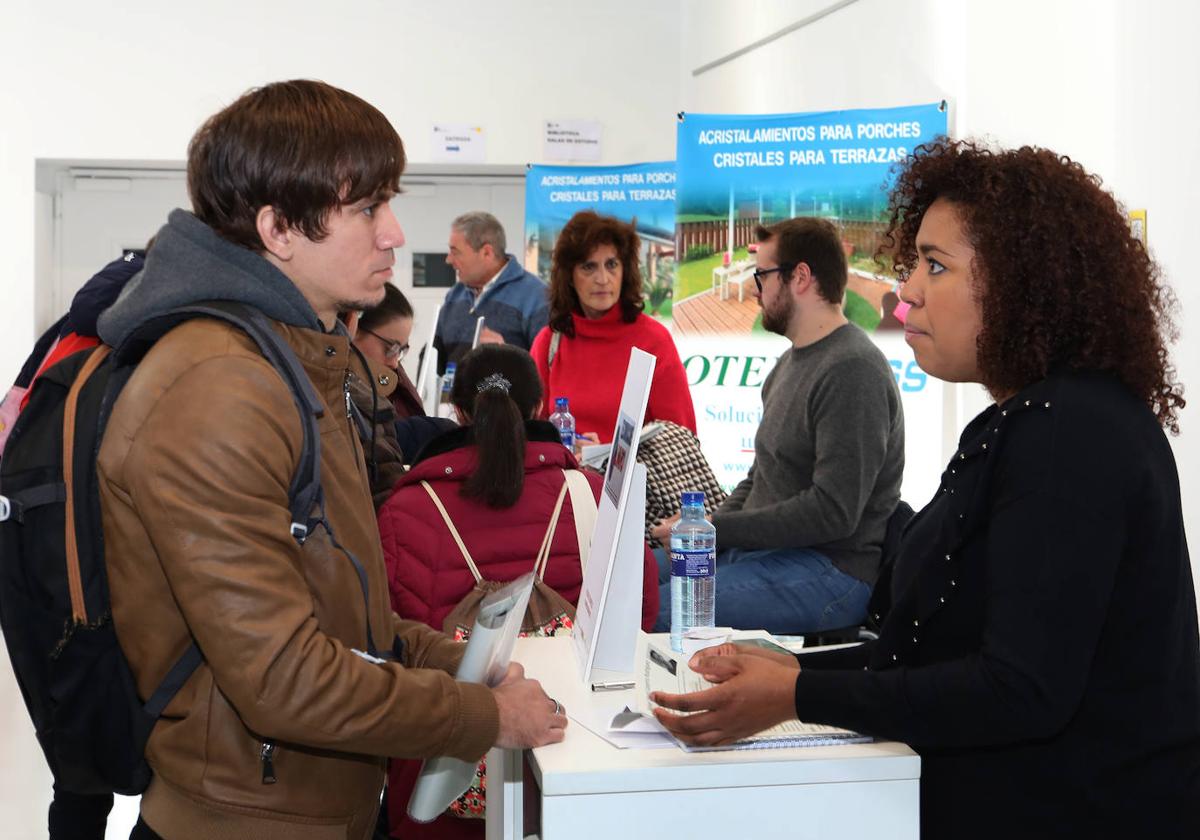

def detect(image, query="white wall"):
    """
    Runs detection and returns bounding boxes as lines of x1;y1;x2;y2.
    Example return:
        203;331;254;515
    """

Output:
0;0;683;385
1112;0;1200;593
682;0;966;117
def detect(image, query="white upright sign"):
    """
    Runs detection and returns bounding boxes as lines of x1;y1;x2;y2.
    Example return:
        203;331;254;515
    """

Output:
572;348;655;681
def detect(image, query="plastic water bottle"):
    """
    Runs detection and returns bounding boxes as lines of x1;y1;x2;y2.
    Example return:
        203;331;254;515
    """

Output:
548;397;575;450
437;362;457;420
669;491;717;652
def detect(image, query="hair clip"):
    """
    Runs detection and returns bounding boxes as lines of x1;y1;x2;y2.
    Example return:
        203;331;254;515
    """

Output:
476;373;512;394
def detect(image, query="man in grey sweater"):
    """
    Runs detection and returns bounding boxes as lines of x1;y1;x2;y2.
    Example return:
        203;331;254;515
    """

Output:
653;218;904;634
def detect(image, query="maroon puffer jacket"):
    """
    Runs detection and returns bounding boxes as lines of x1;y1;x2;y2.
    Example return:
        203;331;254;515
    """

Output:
378;421;659;840
378;421;659;636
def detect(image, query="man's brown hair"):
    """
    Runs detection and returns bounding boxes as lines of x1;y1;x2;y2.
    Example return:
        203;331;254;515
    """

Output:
188;79;405;251
755;217;848;304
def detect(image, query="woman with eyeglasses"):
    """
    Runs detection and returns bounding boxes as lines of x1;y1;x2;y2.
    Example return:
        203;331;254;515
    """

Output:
530;211;696;444
341;284;449;502
351;283;424;419
650;139;1200;838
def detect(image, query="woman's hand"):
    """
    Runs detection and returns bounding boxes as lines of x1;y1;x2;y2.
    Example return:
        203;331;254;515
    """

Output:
650;653;799;747
650;511;714;545
478;325;506;345
691;642;800;674
572;432;601;459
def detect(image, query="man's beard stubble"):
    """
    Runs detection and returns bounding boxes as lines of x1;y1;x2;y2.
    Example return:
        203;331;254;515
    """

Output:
761;290;793;336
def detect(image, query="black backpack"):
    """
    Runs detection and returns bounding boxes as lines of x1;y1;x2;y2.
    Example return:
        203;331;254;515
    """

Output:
0;301;326;796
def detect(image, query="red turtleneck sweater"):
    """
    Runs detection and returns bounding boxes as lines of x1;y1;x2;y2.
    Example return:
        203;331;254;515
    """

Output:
531;308;697;442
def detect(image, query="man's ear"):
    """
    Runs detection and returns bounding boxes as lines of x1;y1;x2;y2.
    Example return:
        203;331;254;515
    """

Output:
256;206;294;261
790;262;814;297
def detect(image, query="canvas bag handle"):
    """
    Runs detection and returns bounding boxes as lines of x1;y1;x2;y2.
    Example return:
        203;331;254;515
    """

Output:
561;469;597;572
421;479;568;583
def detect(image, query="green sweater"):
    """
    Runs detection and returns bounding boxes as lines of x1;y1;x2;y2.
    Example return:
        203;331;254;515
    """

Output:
713;323;905;584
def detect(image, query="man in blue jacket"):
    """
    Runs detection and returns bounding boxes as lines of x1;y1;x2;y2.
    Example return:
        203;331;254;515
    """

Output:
433;211;548;374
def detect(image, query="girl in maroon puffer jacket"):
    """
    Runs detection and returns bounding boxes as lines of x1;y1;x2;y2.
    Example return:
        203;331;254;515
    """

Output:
376;344;658;840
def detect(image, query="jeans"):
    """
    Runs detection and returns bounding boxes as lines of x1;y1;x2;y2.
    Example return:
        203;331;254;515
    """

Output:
654;546;871;635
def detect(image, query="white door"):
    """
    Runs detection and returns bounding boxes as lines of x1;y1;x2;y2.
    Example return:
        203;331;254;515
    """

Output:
52;167;189;322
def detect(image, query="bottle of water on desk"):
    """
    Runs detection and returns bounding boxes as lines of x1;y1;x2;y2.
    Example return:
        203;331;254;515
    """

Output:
670;491;716;652
548;397;575;450
437;362;457;420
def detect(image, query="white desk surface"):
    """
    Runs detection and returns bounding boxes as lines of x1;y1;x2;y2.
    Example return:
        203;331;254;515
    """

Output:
495;635;920;840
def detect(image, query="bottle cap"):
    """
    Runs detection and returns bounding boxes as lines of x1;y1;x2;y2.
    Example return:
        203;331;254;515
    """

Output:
681;491;705;506
445;362;457;372
555;397;569;409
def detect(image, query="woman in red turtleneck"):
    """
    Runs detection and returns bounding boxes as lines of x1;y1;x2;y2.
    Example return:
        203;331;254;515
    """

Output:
530;211;696;443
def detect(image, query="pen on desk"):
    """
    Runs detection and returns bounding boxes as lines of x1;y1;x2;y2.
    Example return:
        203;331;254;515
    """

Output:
648;646;677;675
590;680;635;692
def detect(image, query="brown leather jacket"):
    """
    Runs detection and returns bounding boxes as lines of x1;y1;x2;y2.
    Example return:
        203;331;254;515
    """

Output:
98;318;498;840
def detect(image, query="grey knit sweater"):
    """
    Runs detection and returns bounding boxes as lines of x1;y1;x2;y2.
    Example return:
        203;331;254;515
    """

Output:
713;323;905;584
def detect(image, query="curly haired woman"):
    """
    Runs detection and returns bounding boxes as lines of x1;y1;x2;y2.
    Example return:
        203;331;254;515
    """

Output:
650;139;1199;839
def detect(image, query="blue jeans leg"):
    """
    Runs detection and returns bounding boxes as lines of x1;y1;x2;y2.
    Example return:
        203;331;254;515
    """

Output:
654;547;871;635
653;546;671;586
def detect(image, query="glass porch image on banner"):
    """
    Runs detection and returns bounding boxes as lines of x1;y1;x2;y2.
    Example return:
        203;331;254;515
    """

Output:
524;161;677;323
672;103;947;337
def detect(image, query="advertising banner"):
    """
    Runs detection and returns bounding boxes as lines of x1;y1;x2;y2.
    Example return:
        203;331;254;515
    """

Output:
673;103;949;503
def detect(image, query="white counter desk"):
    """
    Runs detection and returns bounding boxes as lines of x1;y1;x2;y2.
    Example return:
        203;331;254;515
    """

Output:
486;635;920;840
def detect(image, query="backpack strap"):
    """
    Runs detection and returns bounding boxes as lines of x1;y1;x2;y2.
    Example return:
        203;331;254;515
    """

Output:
143;644;204;719
547;330;562;369
420;481;483;582
561;469;596;572
533;481;569;581
63;345;111;623
0;482;66;524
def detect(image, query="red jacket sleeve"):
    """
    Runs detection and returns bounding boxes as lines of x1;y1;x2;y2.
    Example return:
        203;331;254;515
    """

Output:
646;334;697;433
530;326;553;419
19;333;101;411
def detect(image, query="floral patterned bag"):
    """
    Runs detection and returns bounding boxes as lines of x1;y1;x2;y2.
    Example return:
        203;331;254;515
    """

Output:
419;470;596;819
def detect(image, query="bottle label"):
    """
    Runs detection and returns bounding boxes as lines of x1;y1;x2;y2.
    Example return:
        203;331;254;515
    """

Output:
559;429;574;449
670;548;715;578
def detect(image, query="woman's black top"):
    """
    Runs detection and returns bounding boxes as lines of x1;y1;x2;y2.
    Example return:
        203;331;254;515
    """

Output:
793;372;1200;839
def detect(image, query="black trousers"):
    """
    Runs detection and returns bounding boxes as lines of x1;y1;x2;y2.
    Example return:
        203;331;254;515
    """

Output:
47;786;112;840
129;817;163;840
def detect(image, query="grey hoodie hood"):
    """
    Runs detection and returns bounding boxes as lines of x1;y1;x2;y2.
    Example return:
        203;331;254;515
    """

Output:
97;209;323;347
